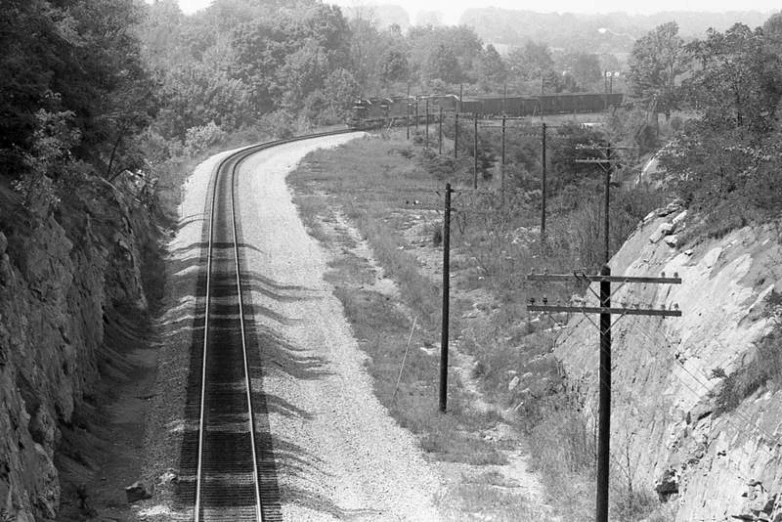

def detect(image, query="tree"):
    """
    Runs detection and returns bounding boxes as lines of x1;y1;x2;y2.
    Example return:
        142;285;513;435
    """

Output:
0;0;153;180
229;3;352;114
507;41;554;82
657;17;782;218
560;51;602;91
426;43;462;85
380;48;410;87
347;10;383;92
476;44;507;92
683;23;782;131
407;25;482;88
0;0;66;174
323;68;361;120
628;22;686;119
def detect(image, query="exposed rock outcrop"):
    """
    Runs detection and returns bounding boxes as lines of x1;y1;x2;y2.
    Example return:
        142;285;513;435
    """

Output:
554;211;782;521
0;177;155;521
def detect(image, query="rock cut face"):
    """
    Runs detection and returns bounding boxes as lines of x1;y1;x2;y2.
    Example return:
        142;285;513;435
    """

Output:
554;211;782;522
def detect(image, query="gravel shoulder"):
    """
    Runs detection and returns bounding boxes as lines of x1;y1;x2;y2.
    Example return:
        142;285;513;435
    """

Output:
137;136;442;520
136;134;555;522
234;135;442;521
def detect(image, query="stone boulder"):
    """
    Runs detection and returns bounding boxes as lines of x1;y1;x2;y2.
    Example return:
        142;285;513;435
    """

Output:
125;481;153;503
655;468;680;502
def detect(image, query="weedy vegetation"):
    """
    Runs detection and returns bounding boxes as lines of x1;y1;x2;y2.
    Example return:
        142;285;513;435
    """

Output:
288;126;670;520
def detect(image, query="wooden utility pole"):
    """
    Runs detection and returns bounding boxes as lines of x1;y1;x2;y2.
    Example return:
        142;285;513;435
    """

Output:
439;183;453;413
501;116;506;165
454;113;459;159
406;83;411;140
425;97;430;149
529;137;680;522
541;123;547;243
526;270;682;522
501;116;507;208
603;145;611;262
576;143;620;263
439;107;443;155
473;113;478;189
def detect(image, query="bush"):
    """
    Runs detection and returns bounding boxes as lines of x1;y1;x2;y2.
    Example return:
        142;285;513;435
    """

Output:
418;148;457;180
713;330;782;416
183;121;226;156
612;489;661;522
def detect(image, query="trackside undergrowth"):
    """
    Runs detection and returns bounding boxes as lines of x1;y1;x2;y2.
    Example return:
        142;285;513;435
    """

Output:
288;129;671;521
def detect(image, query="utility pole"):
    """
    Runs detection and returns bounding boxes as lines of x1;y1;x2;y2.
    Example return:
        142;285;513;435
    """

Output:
526;271;682;522
576;143;620;263
528;136;676;522
425;97;430;149
501;116;506;166
406;83;411;140
454;113;459;159
473;113;478;189
541;123;547;243
415;97;419;132
501;116;506;208
603;145;611;262
439;183;453;413
439;107;443;155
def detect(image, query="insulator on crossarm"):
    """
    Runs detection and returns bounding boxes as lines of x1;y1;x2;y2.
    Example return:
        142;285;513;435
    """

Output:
674;272;679;278
543;296;548;305
528;297;535;305
661;271;666;278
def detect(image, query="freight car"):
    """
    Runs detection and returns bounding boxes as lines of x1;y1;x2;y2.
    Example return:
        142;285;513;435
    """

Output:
349;92;623;128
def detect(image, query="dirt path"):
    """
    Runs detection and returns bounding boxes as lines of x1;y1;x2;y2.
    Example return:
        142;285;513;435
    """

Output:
233;135;442;521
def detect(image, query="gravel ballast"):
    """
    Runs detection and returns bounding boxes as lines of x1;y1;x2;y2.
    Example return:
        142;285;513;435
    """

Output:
141;135;443;521
235;135;442;521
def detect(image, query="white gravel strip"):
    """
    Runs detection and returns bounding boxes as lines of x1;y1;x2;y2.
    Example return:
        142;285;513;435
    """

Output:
226;135;443;521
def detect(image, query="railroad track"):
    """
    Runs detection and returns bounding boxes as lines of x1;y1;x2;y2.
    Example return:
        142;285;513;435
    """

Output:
176;130;355;521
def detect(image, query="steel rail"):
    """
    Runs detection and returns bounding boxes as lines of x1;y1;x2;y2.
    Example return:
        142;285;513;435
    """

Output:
192;129;359;521
229;147;263;522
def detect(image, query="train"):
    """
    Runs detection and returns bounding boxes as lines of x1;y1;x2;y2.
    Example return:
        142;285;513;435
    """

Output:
348;92;623;128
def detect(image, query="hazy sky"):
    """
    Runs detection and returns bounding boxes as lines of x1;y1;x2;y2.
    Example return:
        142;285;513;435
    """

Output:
175;0;779;20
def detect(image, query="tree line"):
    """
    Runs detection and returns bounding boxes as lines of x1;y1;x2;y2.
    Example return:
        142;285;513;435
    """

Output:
2;0;781;219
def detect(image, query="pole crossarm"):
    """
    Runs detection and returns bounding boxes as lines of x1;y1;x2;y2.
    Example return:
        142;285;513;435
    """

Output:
526;304;681;317
575;158;620;164
527;273;682;284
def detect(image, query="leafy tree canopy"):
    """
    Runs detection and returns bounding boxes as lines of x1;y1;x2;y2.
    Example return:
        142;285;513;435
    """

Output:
628;22;687;117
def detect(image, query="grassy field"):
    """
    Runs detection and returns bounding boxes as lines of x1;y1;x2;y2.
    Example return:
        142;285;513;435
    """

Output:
287;129;671;521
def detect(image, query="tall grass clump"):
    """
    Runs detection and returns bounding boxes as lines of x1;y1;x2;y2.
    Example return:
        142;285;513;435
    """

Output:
713;289;782;415
528;392;596;520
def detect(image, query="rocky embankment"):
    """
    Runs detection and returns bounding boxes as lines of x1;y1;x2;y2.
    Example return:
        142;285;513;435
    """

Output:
556;204;782;521
0;175;156;521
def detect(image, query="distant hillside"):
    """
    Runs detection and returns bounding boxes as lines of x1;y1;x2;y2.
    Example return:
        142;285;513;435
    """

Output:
460;8;774;50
